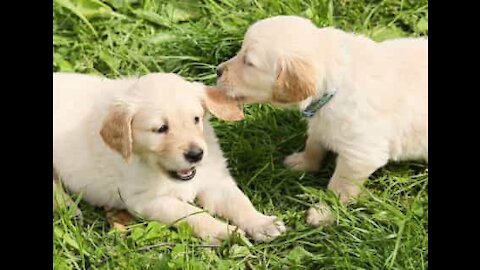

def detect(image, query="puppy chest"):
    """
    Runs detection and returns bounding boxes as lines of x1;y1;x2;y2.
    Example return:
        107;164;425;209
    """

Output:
147;179;199;203
308;113;353;151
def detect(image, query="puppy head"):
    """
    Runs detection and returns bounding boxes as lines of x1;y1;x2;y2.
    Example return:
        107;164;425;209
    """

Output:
216;16;322;105
100;73;243;181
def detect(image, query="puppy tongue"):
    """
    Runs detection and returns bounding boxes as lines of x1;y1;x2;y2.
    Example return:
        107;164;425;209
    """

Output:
177;169;193;177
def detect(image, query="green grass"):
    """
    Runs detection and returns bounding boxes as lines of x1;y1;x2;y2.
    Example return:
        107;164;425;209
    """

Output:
53;0;428;269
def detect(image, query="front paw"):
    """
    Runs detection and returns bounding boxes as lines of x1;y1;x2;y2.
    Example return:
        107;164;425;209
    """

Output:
306;203;334;227
199;223;245;245
328;179;362;205
284;152;320;172
241;215;286;242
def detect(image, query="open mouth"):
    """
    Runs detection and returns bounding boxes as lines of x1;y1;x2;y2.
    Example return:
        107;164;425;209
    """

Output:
168;167;196;181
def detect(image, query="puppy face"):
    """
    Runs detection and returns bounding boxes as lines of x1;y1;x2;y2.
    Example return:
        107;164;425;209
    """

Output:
100;73;243;181
217;16;321;105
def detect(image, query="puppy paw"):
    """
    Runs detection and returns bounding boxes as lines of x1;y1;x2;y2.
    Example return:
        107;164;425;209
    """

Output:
200;223;245;245
306;203;334;227
284;152;320;172
241;215;286;242
328;180;361;205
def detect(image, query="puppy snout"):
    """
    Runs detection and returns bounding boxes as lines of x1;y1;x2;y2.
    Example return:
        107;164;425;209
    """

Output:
216;66;224;78
184;146;204;163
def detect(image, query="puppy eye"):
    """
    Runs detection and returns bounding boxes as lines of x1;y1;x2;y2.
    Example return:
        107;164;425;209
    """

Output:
154;125;168;134
194;116;200;124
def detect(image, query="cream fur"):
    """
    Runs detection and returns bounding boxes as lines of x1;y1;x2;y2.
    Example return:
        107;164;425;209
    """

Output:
217;16;428;226
53;72;285;242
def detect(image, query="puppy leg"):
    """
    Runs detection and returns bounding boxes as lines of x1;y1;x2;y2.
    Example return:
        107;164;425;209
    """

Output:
197;182;286;242
306;201;334;227
306;153;387;226
284;135;327;172
129;196;242;244
329;154;387;203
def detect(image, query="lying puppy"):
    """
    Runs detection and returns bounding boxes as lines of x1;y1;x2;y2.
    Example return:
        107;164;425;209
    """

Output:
53;72;286;242
216;16;428;226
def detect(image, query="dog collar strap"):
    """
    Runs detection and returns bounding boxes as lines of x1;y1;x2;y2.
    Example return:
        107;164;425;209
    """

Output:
302;89;336;118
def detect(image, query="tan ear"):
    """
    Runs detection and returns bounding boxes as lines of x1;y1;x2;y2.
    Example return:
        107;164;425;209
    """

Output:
204;86;244;121
100;102;134;161
273;57;317;103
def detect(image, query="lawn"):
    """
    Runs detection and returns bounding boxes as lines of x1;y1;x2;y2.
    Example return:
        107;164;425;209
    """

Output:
53;0;428;269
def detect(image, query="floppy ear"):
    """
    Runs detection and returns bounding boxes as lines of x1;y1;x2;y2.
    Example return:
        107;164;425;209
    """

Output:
100;101;134;161
203;86;244;121
273;57;317;103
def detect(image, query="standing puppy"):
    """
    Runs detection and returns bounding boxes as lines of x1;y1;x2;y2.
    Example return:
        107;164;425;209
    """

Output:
216;16;427;226
53;72;285;242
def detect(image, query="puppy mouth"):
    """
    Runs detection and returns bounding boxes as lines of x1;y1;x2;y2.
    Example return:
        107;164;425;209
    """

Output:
168;167;196;181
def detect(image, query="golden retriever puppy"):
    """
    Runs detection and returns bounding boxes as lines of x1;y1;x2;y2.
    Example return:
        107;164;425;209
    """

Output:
216;16;427;226
53;72;286;242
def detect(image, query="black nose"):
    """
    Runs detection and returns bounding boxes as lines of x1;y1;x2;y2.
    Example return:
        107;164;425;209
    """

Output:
184;147;204;163
216;66;224;77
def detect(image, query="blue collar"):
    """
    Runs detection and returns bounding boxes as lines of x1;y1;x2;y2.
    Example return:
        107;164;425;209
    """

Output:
302;89;337;118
